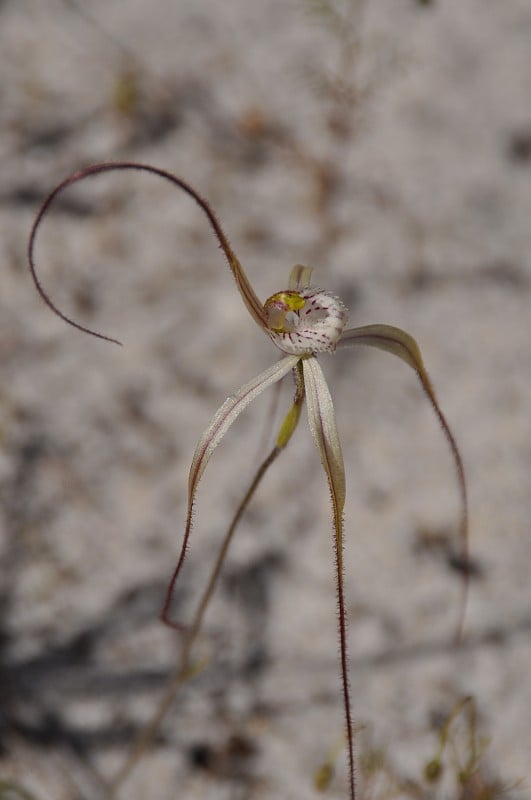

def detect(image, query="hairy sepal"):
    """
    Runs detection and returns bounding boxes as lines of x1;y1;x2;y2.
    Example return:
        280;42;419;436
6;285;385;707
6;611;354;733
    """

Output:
162;354;299;626
302;356;346;529
189;355;300;496
338;323;469;640
301;355;355;799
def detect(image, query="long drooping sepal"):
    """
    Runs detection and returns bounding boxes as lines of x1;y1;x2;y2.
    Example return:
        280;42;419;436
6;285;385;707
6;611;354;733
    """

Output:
161;354;299;625
28;162;267;344
302;356;355;800
113;370;306;794
302;357;346;530
338;324;470;641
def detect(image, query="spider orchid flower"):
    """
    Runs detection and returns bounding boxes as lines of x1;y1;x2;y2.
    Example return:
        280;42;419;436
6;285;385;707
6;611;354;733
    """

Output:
28;163;469;800
166;261;469;800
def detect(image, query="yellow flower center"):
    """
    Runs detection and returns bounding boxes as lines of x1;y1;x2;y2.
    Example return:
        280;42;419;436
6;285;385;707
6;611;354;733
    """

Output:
263;285;348;355
264;291;306;332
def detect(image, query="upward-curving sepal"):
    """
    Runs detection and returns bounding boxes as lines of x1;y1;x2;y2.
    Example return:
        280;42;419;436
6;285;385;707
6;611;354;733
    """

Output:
27;162;269;343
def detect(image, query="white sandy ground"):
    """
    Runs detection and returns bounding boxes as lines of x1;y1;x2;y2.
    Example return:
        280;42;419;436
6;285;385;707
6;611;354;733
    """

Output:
1;1;530;798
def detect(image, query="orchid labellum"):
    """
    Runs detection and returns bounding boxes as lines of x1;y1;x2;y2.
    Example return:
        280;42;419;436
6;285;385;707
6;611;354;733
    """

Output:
28;162;469;800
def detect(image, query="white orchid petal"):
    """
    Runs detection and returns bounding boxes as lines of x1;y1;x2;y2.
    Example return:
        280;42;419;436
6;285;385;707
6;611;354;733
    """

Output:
162;354;299;627
189;355;299;497
301;356;355;795
302;356;346;541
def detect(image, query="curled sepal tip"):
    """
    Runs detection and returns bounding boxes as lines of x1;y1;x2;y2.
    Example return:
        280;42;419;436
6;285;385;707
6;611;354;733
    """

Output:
27;161;267;345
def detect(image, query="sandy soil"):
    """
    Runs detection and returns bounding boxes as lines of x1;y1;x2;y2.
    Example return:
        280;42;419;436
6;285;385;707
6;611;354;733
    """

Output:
1;1;530;798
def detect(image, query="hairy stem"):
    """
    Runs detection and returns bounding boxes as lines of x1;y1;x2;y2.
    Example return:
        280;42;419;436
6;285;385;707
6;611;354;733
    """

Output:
334;503;356;800
301;357;355;799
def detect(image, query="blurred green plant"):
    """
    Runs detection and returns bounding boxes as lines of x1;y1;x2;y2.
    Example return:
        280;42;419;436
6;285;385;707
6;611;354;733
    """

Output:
316;699;517;800
0;781;40;800
423;696;514;799
28;163;469;800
